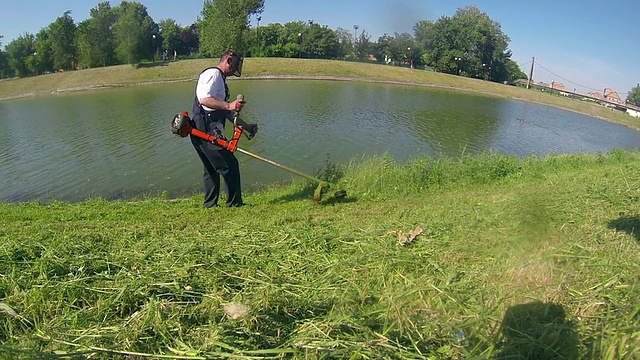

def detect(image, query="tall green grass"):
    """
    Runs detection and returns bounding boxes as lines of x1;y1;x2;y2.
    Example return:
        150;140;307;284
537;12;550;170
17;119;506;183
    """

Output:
1;150;639;359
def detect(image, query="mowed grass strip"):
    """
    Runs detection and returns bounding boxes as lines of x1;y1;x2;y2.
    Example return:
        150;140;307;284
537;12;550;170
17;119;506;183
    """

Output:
1;149;639;359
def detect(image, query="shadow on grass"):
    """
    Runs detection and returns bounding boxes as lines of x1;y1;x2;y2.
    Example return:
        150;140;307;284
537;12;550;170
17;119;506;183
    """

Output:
135;61;170;69
607;216;640;241
268;185;316;204
269;185;356;205
495;301;579;359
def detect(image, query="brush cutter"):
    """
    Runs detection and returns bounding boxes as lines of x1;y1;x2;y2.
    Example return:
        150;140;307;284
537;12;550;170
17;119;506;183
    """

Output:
170;111;346;202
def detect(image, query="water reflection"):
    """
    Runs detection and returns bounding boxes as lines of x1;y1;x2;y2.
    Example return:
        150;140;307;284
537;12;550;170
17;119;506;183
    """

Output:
1;80;639;202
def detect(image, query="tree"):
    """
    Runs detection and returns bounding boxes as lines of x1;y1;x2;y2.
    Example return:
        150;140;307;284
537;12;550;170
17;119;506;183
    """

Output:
113;1;158;65
5;33;35;77
627;84;640;107
283;21;305;58
199;0;264;57
178;24;199;57
415;6;513;82
258;23;286;57
159;19;181;56
302;21;339;59
49;10;77;70
373;34;396;64
75;19;96;69
33;28;53;74
373;32;414;65
355;29;372;59
0;35;12;78
89;1;117;66
334;27;353;59
501;59;527;83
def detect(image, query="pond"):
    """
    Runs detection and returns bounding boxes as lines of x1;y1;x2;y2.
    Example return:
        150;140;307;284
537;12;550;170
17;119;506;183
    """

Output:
1;80;639;202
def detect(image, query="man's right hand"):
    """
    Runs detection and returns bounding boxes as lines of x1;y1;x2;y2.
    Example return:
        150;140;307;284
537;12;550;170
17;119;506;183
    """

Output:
227;99;245;112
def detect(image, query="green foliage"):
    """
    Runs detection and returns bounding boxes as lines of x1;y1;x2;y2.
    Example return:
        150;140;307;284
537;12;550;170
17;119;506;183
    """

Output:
159;19;181;54
627;83;640;106
33;29;53;74
89;1;117;67
1;150;639;358
199;0;264;57
1;2;529;82
415;6;518;82
504;58;528;83
5;33;35;77
49;11;77;71
298;22;341;59
374;32;413;65
178;25;199;56
113;1;158;65
0;36;11;78
334;27;354;59
75;20;94;69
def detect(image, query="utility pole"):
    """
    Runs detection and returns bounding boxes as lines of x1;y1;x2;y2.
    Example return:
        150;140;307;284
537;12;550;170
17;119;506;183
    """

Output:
527;57;535;89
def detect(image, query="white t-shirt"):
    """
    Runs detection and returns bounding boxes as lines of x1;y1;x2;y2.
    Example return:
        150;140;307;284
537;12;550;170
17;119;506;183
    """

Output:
196;68;226;111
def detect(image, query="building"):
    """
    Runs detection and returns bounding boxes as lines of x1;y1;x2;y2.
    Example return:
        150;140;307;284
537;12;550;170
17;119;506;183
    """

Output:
603;88;623;104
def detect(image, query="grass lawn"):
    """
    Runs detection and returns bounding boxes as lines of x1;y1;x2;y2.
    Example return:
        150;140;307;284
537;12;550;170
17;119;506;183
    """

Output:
1;150;639;359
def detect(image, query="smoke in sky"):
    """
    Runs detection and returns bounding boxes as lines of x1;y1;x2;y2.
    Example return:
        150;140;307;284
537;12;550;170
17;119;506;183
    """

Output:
372;1;435;37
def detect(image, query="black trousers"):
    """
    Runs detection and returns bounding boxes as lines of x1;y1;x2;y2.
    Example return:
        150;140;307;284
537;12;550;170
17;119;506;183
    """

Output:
190;137;243;208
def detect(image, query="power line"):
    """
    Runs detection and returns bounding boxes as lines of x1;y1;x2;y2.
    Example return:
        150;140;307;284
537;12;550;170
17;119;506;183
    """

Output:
534;62;630;94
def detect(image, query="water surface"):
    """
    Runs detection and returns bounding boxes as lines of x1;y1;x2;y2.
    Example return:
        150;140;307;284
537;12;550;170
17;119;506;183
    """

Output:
1;80;638;202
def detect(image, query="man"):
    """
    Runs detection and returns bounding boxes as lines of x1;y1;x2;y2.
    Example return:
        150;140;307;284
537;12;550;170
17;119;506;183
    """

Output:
190;50;258;208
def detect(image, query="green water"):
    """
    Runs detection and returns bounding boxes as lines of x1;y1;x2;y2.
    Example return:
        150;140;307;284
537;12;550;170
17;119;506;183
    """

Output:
1;80;639;202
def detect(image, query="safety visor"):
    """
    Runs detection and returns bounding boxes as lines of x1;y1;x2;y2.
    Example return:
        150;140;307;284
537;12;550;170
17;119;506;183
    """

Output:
230;53;244;77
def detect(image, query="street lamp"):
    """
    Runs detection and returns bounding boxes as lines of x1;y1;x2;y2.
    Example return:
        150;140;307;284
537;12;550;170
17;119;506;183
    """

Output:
407;47;413;69
297;32;303;58
353;24;359;45
454;57;462;75
482;63;486;79
256;16;262;41
152;34;156;62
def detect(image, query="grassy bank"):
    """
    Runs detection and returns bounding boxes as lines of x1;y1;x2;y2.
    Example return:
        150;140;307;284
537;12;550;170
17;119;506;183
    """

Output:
1;57;639;131
1;150;639;359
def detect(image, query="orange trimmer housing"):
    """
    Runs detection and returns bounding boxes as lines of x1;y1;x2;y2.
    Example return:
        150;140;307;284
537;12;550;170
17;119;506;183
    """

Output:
172;111;244;152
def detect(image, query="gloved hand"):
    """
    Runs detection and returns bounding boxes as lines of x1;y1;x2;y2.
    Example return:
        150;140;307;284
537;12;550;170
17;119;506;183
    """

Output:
244;123;258;139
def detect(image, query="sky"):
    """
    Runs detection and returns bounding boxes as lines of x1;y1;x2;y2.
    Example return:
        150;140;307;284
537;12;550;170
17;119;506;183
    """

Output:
1;0;639;95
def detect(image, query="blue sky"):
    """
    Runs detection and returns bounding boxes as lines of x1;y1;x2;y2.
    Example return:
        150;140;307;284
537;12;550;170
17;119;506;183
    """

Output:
1;0;638;95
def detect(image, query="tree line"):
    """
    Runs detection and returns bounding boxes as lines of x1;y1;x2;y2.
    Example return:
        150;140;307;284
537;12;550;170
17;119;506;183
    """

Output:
1;1;538;85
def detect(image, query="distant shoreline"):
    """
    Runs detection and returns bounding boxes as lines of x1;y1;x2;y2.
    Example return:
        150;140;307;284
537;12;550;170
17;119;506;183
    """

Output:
0;74;469;102
2;75;632;131
1;58;638;131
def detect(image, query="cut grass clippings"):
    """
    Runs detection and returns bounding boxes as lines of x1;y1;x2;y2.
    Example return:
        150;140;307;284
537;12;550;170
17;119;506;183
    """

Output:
1;149;639;359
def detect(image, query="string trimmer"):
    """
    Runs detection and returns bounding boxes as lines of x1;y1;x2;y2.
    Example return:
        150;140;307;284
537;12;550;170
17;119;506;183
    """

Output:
170;111;346;203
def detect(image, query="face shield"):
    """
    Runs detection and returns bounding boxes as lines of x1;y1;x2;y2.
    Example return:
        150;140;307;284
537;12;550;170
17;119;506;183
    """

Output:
229;53;244;77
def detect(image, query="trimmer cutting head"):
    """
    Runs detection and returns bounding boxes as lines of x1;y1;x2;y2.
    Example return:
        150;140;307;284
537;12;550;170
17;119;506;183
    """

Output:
334;190;347;199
